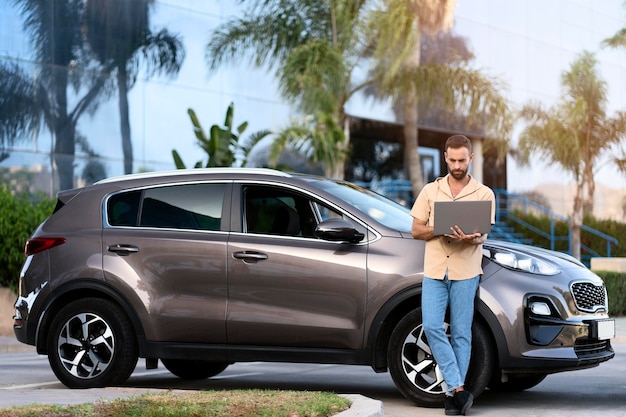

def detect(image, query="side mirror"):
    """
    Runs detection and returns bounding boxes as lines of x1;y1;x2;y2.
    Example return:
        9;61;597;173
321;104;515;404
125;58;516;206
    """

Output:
314;218;365;243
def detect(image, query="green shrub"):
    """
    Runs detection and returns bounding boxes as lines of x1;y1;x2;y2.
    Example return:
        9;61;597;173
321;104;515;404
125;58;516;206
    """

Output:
594;271;626;317
0;187;55;291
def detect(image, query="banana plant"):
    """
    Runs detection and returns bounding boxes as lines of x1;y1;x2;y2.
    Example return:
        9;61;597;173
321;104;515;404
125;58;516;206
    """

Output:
172;102;271;169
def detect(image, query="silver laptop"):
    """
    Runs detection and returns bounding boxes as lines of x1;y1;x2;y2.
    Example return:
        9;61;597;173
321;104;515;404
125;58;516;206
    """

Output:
432;200;492;236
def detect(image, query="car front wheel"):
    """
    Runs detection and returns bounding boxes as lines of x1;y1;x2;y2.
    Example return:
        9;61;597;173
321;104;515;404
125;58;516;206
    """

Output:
47;298;138;388
387;308;495;407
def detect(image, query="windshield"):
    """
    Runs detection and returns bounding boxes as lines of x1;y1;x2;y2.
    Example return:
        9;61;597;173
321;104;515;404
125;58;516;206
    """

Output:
317;180;413;233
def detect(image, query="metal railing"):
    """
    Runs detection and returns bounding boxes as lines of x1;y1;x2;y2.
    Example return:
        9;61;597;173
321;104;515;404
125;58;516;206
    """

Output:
354;180;618;262
494;189;618;261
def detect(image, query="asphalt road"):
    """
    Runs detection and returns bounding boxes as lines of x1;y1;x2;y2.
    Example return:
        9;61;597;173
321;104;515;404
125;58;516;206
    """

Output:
0;325;625;416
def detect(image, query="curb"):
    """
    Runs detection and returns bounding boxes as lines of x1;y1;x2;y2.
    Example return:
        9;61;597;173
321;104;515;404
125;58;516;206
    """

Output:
338;394;384;417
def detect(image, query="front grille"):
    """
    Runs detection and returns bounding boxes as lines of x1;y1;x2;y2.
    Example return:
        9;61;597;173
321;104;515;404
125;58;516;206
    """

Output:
574;338;611;358
570;281;607;313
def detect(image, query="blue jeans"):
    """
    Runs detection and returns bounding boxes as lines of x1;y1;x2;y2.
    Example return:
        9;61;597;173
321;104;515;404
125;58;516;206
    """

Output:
422;274;480;396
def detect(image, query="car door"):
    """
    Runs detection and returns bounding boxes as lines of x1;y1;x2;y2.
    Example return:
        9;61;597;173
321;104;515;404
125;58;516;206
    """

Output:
226;183;369;350
102;181;230;343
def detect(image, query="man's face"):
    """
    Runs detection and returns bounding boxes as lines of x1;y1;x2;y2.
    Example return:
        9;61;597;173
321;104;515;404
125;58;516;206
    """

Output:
444;146;473;180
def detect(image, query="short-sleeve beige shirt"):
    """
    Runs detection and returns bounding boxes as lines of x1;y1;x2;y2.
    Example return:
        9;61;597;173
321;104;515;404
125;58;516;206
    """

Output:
410;174;496;280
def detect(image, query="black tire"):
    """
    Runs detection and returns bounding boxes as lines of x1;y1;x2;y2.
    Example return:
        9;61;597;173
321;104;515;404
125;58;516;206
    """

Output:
47;298;138;388
465;319;495;397
488;374;547;392
161;359;229;380
387;308;495;407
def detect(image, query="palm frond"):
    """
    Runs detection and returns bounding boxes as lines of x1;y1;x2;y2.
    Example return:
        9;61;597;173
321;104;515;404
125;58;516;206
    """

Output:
0;62;41;146
279;39;346;114
139;29;186;78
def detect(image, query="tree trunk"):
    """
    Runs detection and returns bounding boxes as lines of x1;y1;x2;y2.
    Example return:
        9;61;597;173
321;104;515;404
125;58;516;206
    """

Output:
54;120;75;191
404;35;424;199
324;110;349;179
582;161;594;216
570;181;584;260
405;91;423;198
118;64;133;175
53;66;75;191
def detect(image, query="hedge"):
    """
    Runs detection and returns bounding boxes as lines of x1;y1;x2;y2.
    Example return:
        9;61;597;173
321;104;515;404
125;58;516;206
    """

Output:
594;271;626;317
0;187;55;291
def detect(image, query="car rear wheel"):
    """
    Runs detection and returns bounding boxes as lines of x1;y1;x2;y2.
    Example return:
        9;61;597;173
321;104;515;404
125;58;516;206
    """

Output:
488;374;547;392
47;298;138;388
161;359;229;380
387;308;495;407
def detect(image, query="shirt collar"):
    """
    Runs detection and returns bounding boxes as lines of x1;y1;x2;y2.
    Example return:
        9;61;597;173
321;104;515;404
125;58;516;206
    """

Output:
437;173;478;199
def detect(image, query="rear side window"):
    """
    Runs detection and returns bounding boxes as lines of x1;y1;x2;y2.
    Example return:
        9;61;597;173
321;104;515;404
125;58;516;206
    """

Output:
108;191;141;226
107;183;226;231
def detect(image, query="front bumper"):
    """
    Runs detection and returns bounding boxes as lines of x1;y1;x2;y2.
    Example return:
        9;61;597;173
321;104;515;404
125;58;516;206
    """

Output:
499;298;616;374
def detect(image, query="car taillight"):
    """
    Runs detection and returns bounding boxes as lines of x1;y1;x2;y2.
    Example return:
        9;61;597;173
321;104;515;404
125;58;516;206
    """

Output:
24;237;67;256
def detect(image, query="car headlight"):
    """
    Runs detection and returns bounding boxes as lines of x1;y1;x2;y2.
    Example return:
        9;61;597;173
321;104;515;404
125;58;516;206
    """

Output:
485;248;560;275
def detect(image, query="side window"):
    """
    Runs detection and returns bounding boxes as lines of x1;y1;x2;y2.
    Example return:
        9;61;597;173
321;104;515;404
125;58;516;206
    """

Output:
312;201;368;238
139;183;225;231
244;186;316;237
108;191;141;226
315;202;343;222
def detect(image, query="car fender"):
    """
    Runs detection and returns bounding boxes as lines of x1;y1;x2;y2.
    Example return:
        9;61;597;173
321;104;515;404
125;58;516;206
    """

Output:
366;285;422;372
33;279;149;356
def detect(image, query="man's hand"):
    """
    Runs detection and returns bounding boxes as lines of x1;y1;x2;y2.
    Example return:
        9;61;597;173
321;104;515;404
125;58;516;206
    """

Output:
445;225;486;245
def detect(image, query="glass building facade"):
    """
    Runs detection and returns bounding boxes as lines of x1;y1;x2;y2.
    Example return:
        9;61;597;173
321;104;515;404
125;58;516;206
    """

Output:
1;1;625;216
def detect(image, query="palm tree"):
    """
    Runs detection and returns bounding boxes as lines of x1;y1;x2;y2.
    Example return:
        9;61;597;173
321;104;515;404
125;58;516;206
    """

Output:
82;0;185;175
205;0;367;178
205;0;511;184
3;0;111;191
368;0;511;196
517;51;626;260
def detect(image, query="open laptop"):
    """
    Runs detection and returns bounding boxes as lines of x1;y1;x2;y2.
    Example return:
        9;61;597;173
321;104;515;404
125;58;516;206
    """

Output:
432;200;492;236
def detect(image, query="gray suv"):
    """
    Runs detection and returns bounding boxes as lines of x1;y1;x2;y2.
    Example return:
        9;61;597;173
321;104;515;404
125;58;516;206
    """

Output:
13;168;615;407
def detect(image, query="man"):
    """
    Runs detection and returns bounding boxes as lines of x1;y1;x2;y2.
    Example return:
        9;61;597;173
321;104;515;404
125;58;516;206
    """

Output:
410;135;495;416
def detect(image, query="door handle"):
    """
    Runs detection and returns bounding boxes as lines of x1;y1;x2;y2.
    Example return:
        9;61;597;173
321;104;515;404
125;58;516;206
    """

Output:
107;244;139;255
232;251;268;262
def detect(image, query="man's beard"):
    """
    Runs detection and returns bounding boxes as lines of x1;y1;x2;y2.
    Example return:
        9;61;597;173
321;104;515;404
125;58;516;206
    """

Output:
449;168;468;180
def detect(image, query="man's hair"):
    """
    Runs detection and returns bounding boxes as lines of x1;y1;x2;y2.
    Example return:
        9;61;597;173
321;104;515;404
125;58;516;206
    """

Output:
445;135;472;153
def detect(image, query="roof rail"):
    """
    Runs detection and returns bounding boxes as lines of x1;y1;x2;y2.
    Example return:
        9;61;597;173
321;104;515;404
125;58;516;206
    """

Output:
95;167;290;184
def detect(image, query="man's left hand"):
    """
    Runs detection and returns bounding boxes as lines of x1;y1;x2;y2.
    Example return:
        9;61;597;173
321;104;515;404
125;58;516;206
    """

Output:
445;225;485;244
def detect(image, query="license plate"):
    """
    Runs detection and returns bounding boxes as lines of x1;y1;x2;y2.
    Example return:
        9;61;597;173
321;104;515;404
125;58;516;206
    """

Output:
589;319;615;340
